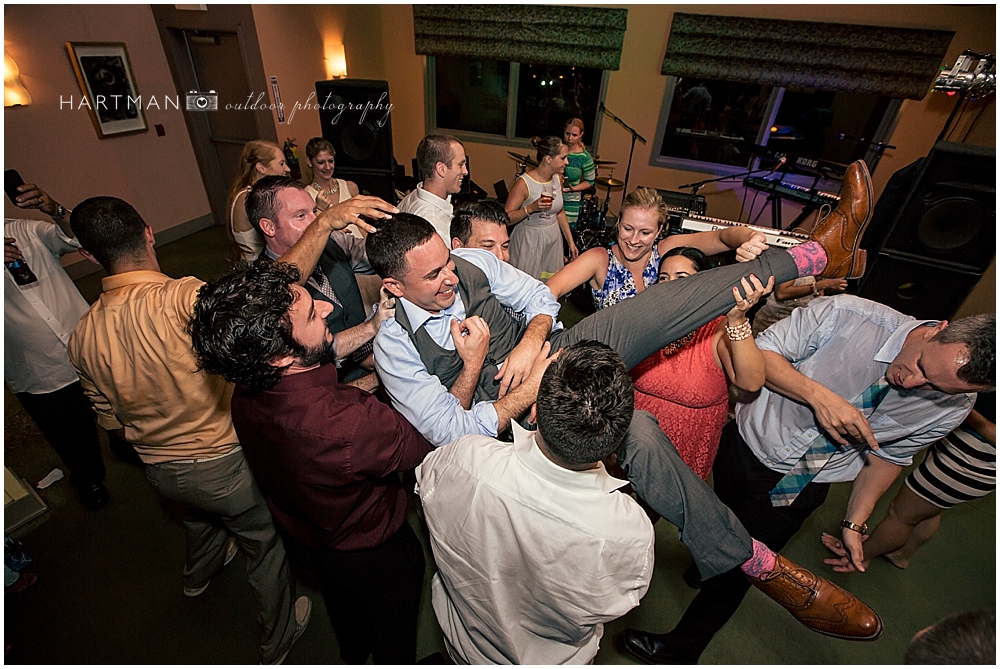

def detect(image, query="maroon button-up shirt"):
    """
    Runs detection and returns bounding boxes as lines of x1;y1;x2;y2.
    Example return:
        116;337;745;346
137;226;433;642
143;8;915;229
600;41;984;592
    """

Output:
232;363;432;551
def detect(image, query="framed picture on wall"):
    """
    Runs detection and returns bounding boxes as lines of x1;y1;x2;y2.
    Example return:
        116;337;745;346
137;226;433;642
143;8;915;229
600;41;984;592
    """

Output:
66;42;148;138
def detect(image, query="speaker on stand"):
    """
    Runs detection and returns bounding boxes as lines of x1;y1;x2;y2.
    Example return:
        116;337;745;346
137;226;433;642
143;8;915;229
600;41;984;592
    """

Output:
315;79;397;204
857;142;995;320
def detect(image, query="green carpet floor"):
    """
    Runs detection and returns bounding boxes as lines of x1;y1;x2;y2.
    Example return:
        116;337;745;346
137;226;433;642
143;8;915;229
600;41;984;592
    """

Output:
5;225;995;664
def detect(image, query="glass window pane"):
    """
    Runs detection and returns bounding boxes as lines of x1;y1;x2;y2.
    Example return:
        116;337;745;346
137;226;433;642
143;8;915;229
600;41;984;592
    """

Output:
658;78;772;167
435;56;509;136
515;64;603;139
769;89;893;165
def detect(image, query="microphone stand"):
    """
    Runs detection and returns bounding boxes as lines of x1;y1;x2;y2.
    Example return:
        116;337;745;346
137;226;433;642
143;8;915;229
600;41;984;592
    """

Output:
599;102;646;212
678;161;785;216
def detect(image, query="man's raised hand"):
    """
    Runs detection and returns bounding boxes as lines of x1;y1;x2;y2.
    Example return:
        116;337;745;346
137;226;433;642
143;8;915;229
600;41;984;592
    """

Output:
318;195;398;235
450;316;491;369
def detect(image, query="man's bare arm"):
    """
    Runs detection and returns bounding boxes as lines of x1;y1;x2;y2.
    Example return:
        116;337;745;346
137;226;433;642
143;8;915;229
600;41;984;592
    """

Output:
279;195;396;285
496;314;553;397
493;342;558;433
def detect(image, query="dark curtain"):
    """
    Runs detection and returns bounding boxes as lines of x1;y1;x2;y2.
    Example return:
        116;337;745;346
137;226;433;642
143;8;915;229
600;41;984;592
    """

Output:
662;13;954;99
413;5;628;70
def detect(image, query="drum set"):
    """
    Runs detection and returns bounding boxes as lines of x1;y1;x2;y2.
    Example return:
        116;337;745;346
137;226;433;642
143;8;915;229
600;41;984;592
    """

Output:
506;151;623;252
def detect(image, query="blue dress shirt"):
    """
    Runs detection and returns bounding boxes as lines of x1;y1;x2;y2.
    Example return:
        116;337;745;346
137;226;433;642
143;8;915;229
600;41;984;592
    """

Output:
739;295;975;484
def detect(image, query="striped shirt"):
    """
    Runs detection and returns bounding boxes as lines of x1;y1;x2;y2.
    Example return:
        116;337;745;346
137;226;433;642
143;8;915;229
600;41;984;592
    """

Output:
737;295;975;484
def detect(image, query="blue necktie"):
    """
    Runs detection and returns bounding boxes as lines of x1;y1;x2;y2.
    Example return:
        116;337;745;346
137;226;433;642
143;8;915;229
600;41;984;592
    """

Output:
769;378;891;507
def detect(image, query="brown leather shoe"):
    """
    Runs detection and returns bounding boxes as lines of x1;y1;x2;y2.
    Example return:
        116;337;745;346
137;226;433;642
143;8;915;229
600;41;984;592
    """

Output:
749;554;883;641
810;160;873;279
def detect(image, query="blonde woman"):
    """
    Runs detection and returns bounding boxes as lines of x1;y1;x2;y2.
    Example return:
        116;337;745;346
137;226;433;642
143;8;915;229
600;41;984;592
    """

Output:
228;140;289;261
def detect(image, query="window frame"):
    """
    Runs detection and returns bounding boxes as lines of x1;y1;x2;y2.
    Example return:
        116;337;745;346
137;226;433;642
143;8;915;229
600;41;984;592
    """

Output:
424;56;610;150
649;75;903;177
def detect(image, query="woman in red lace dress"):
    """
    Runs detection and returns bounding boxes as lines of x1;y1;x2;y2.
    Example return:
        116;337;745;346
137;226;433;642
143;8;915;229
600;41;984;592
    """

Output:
630;247;772;480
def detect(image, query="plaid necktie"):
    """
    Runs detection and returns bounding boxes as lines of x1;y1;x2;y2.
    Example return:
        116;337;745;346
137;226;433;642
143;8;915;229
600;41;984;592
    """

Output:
769;378;891;507
310;265;342;308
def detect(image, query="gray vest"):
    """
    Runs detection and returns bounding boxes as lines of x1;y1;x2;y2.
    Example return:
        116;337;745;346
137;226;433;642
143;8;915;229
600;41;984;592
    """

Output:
394;255;527;404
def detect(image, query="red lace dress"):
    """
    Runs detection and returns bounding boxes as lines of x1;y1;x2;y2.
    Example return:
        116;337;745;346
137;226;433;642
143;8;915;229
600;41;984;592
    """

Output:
630;316;728;480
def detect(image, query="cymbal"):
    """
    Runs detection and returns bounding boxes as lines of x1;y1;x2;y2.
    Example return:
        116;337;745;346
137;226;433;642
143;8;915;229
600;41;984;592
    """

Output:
508;151;537;167
593;159;617;165
596;177;625;189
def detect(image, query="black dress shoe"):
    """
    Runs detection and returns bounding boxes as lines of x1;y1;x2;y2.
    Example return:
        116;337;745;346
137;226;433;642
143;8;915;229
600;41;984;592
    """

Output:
621;629;700;665
78;483;110;511
683;563;703;589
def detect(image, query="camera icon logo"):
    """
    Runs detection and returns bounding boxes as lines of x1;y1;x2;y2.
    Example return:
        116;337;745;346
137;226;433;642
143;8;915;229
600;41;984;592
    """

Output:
186;90;218;111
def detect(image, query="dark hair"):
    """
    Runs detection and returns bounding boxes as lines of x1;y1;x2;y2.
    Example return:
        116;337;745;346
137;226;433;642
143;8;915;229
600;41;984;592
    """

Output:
904;609;995;664
530;135;565;164
366;212;438;279
245;175;308;235
451;200;510;244
70;197;149;272
535;341;634;466
931;313;996;388
660;246;710;274
189;261;307;392
417;134;462;182
305;137;335;161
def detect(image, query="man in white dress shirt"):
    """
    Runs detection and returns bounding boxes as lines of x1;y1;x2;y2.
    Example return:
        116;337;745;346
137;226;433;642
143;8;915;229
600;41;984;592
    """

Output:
397;134;467;244
417;341;654;664
4;184;129;510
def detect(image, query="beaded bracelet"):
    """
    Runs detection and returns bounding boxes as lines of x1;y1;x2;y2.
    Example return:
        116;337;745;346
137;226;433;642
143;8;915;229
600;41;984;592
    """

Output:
725;319;753;341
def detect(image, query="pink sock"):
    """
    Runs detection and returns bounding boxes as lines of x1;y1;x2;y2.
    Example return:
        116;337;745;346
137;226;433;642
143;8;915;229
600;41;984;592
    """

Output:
740;539;777;580
786;241;827;277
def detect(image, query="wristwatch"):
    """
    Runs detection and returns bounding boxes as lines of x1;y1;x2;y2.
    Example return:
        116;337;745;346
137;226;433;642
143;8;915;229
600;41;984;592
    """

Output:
840;519;868;535
54;204;68;219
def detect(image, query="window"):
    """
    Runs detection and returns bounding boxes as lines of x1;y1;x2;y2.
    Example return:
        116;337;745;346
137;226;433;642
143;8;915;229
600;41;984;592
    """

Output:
427;56;609;146
652;76;901;177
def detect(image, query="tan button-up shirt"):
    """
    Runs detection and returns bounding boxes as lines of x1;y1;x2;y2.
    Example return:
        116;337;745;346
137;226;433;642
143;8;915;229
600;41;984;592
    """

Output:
68;270;238;464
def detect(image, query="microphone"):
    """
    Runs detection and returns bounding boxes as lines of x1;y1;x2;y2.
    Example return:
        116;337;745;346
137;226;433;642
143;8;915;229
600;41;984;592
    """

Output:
771;156;787;172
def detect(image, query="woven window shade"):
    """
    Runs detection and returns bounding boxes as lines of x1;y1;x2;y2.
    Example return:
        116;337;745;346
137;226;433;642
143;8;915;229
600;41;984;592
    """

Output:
662;13;954;99
413;5;628;70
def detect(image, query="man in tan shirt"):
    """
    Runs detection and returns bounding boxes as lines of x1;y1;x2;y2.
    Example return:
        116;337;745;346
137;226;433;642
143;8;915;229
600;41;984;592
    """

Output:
67;194;394;663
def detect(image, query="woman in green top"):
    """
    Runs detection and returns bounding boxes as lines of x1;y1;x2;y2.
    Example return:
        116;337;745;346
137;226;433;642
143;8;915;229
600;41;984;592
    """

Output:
561;117;596;230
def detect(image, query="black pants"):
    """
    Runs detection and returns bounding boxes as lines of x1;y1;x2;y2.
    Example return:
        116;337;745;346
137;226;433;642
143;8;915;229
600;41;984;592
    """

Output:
661;421;831;661
297;522;425;664
16;381;106;489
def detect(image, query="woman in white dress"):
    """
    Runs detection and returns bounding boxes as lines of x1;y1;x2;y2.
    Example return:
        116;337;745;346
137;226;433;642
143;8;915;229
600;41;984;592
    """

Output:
303;137;362;238
504;135;579;279
228;140;289;261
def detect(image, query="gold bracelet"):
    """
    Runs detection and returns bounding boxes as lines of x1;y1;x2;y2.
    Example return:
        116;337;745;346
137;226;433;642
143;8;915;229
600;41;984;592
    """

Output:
841;519;868;535
725;319;753;341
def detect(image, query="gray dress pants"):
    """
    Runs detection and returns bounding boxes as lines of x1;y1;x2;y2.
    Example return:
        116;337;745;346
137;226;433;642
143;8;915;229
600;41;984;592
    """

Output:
145;448;298;664
548;247;800;577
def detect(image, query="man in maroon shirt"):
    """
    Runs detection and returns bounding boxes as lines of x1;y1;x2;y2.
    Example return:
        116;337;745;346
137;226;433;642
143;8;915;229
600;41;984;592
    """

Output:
189;260;432;665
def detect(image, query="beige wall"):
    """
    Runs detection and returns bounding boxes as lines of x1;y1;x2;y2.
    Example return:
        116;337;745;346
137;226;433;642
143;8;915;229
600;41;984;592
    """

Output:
3;4;211;252
252;4;386;177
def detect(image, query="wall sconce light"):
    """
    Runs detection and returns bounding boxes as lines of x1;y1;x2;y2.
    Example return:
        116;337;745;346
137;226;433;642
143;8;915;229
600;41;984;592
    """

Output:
4;50;32;107
325;44;347;79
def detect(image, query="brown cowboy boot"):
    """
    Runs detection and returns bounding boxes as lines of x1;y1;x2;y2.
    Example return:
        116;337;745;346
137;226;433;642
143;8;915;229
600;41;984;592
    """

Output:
810;160;873;279
750;553;883;641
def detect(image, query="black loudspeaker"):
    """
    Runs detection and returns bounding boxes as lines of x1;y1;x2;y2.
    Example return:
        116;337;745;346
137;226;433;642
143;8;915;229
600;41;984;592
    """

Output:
315;79;393;171
858;253;983;321
345;171;396;205
877;142;994;271
858;142;995;319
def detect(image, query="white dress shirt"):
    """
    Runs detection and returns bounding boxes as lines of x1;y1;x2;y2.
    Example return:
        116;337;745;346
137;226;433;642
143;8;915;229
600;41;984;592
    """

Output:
373;248;562;446
4;218;90;394
416;423;654;665
739;295;974;483
397;182;453;244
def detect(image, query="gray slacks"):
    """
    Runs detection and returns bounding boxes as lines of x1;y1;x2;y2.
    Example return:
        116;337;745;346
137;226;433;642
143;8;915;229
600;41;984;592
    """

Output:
145;449;298;664
548;247;800;577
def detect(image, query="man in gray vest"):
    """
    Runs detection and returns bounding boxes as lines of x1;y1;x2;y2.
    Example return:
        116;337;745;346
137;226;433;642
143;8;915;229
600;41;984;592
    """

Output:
365;164;883;642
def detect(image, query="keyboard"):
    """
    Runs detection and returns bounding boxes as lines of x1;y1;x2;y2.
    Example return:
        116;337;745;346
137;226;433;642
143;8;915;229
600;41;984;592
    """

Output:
744;176;840;209
679;214;810;249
